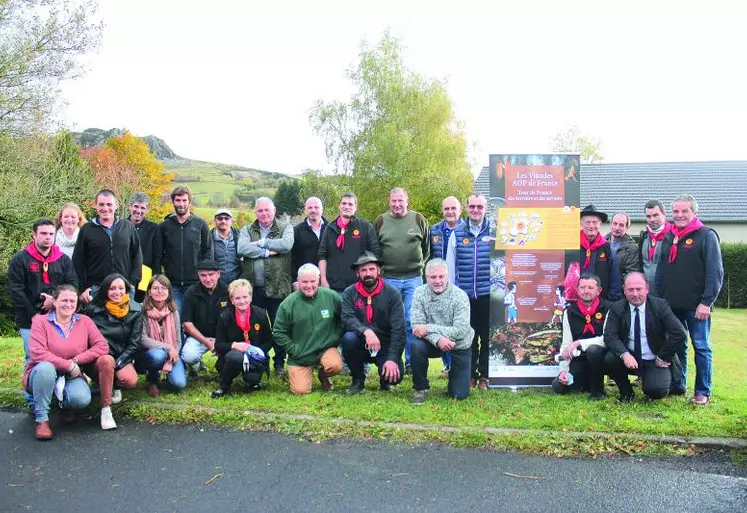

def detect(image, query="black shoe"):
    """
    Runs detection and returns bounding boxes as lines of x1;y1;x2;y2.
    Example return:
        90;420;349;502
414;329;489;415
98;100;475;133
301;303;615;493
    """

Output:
588;391;608;401
404;365;412;376
669;387;686;396
617;390;635;403
274;367;287;379
211;387;228;398
346;380;365;395
379;382;392;392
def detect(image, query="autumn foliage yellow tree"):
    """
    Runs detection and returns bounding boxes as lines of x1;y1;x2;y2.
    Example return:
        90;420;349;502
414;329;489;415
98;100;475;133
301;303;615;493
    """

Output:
81;131;174;220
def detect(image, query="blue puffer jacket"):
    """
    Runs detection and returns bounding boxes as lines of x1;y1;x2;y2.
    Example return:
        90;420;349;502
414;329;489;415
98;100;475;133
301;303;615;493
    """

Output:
454;219;491;299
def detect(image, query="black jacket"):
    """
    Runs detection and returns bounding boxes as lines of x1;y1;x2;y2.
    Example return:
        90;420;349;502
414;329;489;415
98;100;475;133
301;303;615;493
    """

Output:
73;218;143;290
181;281;230;338
86;300;143;368
8;246;78;329
160;214;213;287
130;218;162;273
291;217;327;282
603;296;687;363
214;305;273;357
318;217;381;291
340;281;406;363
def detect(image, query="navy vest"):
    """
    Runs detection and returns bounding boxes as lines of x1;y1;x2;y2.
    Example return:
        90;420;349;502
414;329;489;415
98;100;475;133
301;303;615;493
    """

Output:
429;220;462;260
454;220;491;299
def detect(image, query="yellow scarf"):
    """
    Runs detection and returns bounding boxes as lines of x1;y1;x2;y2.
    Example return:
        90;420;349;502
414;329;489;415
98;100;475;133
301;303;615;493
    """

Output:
105;297;130;319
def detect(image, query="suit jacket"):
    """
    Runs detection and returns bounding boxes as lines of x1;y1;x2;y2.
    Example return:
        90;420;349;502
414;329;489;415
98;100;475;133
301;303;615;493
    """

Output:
603;295;686;363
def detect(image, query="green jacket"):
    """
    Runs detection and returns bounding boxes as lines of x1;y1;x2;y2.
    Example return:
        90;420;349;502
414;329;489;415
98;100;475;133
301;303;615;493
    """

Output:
273;288;342;367
237;218;293;299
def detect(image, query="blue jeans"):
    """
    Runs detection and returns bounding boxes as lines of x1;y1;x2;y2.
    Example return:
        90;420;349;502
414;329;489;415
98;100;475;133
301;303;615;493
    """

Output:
27;362;91;422
410;338;470;400
672;309;712;396
181;337;210;368
172;285;189;312
143;348;187;390
19;328;35;408
384;275;422;367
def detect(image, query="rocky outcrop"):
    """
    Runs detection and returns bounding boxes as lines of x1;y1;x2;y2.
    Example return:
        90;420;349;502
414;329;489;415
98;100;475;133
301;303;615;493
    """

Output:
71;128;179;160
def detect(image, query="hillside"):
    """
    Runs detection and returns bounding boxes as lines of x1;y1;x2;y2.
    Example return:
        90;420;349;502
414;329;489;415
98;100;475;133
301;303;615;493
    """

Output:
71;128;291;207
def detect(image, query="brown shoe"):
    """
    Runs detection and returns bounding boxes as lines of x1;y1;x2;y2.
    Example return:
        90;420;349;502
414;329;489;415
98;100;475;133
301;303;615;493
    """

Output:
318;369;334;392
478;378;489;390
147;383;160;398
469;378;478;388
35;421;53;440
691;393;710;406
59;410;75;424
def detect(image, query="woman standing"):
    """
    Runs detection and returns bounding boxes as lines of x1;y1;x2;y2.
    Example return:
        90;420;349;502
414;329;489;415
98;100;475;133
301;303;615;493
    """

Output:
53;203;86;259
140;275;187;397
86;274;141;403
212;279;272;398
23;284;117;439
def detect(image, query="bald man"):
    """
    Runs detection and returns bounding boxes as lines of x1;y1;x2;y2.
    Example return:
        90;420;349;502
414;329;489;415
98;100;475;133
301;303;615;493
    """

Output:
291;197;327;289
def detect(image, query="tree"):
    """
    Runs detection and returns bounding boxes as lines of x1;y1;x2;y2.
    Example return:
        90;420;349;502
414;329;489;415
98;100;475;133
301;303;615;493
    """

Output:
0;0;103;134
550;126;604;164
299;169;346;219
273;179;303;216
309;32;472;222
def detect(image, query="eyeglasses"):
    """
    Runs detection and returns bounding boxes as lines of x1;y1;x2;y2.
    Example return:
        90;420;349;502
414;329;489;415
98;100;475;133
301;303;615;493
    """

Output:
215;216;231;221
150;285;169;292
467;205;485;210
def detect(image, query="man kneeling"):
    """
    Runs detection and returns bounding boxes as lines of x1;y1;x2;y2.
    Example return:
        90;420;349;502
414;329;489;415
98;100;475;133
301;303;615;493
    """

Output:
604;272;686;402
273;264;343;394
552;273;608;400
410;259;473;404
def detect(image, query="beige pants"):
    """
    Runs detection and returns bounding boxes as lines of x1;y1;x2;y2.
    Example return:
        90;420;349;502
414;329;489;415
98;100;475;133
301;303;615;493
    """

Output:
287;347;343;395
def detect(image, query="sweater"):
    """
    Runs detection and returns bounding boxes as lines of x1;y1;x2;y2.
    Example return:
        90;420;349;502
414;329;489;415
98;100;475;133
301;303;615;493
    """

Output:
273;288;342;367
22;313;109;388
409;283;474;351
373;211;430;279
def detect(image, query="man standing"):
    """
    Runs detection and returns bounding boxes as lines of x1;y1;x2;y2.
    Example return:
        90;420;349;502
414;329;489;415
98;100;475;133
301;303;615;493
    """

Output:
446;193;492;390
341;252;406;395
9;219;78;361
181;260;230;374
575;205;619;301
428;196;463;376
318;192;380;293
211;208;241;286
291;197;327;289
373;188;429;373
273;264;343;394
237;197;294;377
607;212;641;283
128;192;162;301
160;186;212;309
655;194;723;405
552;273;608;400
639;200;671;287
604;272;687;402
409;259;473;405
73;189;142;303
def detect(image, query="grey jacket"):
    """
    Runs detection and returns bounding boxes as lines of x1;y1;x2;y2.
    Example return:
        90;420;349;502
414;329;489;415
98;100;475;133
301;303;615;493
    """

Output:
410;282;474;350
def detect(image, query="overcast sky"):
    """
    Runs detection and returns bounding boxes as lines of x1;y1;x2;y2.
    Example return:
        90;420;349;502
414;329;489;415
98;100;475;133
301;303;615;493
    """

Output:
61;0;747;175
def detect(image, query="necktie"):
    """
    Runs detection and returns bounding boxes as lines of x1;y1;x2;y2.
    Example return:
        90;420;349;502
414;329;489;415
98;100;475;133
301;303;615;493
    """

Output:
633;307;642;367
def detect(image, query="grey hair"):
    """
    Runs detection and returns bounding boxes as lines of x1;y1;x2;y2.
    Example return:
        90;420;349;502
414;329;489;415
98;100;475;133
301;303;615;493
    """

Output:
672;194;698;213
425;258;449;275
305;196;323;208
389;187;408;199
254;197;275;209
129;192;150;206
297;263;321;278
442;196;461;209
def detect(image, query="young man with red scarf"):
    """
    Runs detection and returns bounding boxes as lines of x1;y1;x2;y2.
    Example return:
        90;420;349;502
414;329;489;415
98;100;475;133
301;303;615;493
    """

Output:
655;195;723;405
639;200;671;287
576;205;621;301
340;252;406;395
9;219;77;364
552;273;608;400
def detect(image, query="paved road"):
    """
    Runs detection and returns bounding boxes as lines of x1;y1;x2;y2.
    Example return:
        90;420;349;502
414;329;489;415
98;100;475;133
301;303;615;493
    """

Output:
1;409;746;513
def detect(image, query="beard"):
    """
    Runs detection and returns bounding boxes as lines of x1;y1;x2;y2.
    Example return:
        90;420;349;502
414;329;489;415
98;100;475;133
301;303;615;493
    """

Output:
362;276;378;288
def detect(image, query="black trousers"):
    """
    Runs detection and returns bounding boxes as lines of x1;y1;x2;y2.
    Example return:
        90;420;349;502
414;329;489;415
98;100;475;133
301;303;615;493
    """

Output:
470;295;491;379
551;345;606;394
604;352;671;399
341;331;404;388
252;286;285;369
216;350;263;389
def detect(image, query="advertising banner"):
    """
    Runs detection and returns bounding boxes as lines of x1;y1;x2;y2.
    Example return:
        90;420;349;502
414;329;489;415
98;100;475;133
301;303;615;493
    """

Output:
488;154;581;387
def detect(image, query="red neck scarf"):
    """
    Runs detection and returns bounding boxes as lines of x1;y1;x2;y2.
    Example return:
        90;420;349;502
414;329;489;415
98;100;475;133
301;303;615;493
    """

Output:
25;243;64;285
336;217;351;251
579;232;607;269
576;297;601;335
234;308;252;343
668;218;705;263
354;278;384;324
645;222;671;261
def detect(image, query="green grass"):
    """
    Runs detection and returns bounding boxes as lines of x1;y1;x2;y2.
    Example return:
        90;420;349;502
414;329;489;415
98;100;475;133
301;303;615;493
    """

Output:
2;310;746;454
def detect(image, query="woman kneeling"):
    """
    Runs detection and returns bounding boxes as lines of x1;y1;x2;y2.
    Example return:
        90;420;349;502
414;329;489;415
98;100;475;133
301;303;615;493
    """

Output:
24;285;117;440
212;279;272;398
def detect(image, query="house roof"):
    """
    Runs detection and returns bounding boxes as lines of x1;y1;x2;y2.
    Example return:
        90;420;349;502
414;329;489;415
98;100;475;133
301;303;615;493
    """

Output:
474;161;747;223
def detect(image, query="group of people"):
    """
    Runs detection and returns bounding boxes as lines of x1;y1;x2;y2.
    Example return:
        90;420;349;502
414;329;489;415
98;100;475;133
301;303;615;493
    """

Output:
8;184;723;441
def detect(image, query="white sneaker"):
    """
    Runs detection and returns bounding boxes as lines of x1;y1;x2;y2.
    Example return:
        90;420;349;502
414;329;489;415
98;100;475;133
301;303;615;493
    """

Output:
111;389;122;404
101;407;117;430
